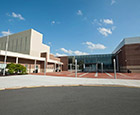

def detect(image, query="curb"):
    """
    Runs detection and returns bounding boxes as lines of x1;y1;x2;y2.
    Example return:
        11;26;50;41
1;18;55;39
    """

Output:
0;84;140;91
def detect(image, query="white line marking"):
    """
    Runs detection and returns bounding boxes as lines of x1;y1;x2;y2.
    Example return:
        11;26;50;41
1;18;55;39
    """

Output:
105;72;113;77
95;72;98;77
79;73;88;77
118;73;129;78
69;73;75;76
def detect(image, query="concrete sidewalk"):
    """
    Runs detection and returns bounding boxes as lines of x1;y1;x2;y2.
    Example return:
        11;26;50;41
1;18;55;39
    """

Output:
0;75;140;90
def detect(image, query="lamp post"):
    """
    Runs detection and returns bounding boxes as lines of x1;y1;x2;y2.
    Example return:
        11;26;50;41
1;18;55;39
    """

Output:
113;59;117;79
3;34;9;76
101;63;103;73
75;59;77;78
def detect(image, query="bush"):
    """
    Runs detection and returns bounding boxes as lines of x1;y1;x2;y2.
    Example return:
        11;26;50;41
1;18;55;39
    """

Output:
6;63;27;75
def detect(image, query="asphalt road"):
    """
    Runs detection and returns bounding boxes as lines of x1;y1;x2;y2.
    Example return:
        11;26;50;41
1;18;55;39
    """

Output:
0;86;140;115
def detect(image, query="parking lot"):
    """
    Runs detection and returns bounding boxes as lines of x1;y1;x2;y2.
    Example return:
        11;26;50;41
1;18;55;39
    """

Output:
31;71;140;80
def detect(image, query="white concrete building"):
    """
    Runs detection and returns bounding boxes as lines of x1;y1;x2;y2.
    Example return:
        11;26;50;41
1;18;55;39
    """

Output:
0;29;63;73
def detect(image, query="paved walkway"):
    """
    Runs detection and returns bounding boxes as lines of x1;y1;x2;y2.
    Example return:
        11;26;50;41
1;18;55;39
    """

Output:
32;71;140;80
0;75;140;90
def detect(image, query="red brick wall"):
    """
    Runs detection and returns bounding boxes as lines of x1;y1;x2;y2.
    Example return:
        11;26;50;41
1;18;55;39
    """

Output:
50;54;60;61
116;43;140;72
59;56;68;71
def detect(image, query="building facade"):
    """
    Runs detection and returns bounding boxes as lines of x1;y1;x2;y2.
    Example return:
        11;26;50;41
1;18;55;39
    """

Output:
0;29;63;73
113;37;140;73
59;37;140;73
0;29;140;73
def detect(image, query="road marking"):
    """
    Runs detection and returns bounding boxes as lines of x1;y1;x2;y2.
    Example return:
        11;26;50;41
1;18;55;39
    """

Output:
95;72;98;77
69;73;75;76
105;72;113;77
79;73;88;77
118;73;130;78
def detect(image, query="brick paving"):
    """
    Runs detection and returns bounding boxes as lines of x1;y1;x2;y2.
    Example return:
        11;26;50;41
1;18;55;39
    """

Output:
31;71;140;80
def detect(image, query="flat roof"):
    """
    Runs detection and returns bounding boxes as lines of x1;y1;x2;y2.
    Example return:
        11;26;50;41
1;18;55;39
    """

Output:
112;37;140;54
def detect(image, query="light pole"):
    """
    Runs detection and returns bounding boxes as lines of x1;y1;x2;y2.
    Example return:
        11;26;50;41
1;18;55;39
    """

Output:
3;34;9;76
101;63;103;73
75;59;77;78
113;59;117;79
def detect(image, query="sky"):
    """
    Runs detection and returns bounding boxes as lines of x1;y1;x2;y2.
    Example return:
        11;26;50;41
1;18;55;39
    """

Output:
0;0;140;56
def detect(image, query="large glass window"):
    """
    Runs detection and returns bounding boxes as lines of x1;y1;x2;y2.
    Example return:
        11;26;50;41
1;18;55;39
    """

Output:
68;54;115;72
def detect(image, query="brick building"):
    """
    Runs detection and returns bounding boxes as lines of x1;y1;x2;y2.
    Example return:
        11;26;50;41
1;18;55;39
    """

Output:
59;37;140;73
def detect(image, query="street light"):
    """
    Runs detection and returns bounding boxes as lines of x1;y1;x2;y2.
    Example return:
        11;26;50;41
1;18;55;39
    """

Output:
113;59;117;79
3;33;9;76
75;59;77;78
101;63;103;73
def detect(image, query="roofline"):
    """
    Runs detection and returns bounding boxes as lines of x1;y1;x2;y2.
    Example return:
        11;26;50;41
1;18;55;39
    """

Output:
112;37;140;54
0;28;43;38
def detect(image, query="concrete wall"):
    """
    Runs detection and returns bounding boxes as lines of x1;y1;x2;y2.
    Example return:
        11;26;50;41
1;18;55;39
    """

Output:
30;29;50;59
0;29;50;59
0;29;31;55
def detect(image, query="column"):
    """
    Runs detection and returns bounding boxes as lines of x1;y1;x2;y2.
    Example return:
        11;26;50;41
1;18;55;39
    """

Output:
54;63;56;72
44;59;46;75
34;60;36;71
16;57;18;64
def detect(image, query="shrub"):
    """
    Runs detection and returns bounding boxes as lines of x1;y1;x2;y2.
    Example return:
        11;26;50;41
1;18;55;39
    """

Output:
7;63;16;74
6;63;27;75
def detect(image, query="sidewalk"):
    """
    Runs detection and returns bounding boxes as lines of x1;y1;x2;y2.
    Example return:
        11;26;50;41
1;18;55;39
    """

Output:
0;75;140;90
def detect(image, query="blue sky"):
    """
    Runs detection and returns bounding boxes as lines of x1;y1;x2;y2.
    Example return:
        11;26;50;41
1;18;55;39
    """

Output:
0;0;140;56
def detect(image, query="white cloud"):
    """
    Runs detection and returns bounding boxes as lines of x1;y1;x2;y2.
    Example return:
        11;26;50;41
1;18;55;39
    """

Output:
103;19;113;25
77;10;83;16
48;42;52;46
92;19;113;25
51;21;55;24
97;27;112;36
74;50;88;55
60;48;88;55
1;30;12;36
60;48;73;54
84;42;106;50
91;19;102;26
11;12;25;20
51;21;61;25
55;53;67;56
111;0;116;5
111;26;116;30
